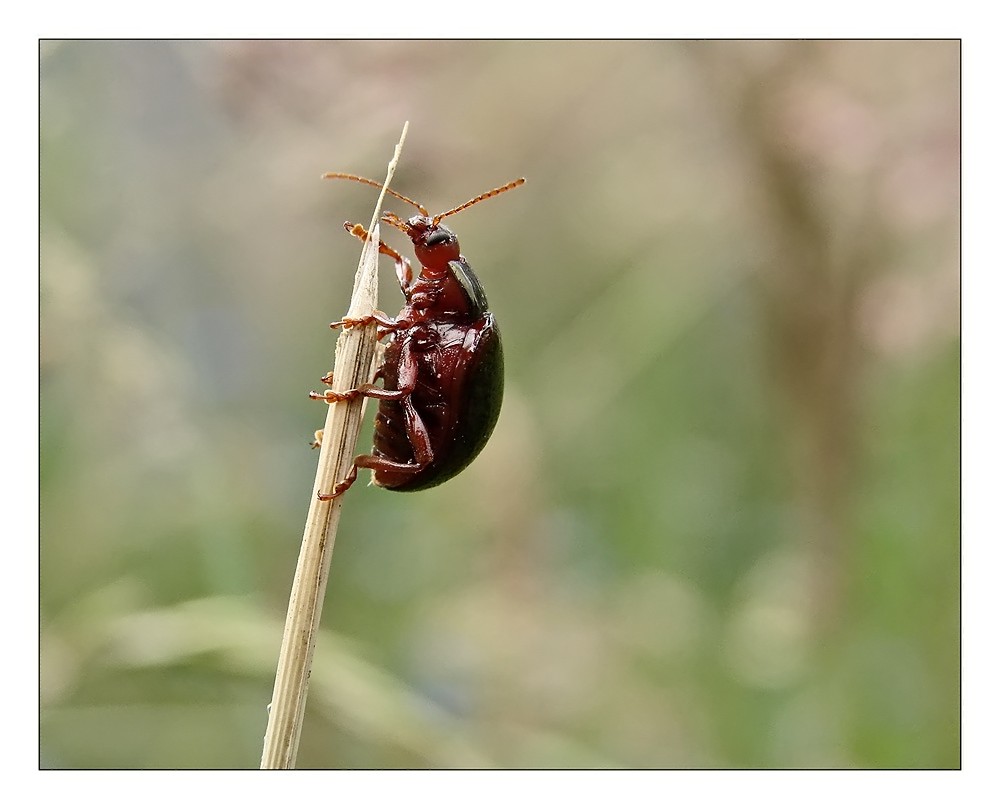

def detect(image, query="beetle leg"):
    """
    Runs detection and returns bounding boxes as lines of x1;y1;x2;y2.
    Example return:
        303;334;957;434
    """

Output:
317;463;359;500
309;381;383;403
355;449;429;476
344;220;415;293
318;404;433;498
329;310;398;332
394;253;416;296
343;221;403;262
315;343;431;497
311;378;421;404
357;342;434;468
398;396;434;465
385;342;434;465
309;388;356;403
344;219;415;294
334;389;433;488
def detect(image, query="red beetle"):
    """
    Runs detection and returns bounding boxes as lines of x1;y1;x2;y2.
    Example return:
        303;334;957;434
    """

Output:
311;174;524;497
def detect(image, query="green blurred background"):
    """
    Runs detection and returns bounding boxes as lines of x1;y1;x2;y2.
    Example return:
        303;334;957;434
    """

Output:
39;40;959;769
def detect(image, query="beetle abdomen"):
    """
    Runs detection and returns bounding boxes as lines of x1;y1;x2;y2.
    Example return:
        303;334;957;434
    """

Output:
372;314;503;492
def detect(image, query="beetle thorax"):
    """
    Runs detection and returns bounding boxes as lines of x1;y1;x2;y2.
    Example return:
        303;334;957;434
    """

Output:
406;272;476;320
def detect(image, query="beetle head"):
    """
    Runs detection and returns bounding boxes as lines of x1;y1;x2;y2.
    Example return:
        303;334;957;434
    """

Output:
383;213;461;271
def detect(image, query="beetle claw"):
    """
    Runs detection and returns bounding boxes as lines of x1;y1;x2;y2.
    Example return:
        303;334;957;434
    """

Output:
329;316;369;330
309;388;359;403
329;310;398;332
317;464;359;499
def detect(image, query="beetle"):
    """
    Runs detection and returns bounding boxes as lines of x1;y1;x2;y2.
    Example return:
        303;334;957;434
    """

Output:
310;173;525;498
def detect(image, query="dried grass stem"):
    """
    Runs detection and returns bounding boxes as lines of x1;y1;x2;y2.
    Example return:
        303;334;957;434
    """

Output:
259;122;409;769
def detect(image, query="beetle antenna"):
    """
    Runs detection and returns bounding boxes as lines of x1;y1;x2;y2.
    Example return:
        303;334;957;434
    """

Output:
323;172;429;216
433;178;525;226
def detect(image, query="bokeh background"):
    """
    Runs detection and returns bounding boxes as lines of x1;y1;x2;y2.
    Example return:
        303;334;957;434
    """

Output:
40;40;959;769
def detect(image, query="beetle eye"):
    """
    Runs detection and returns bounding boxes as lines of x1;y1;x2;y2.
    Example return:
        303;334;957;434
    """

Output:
424;229;453;248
